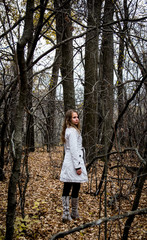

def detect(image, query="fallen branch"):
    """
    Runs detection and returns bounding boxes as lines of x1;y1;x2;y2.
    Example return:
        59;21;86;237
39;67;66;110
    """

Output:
50;208;147;240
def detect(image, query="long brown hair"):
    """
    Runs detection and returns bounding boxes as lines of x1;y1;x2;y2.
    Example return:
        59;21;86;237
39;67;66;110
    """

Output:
61;109;80;143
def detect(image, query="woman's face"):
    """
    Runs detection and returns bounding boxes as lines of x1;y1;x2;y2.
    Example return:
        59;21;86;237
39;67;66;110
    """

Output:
71;112;79;126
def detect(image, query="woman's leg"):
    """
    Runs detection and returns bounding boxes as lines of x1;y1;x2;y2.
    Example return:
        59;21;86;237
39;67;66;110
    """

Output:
71;183;80;198
71;183;81;219
62;182;72;222
62;182;72;196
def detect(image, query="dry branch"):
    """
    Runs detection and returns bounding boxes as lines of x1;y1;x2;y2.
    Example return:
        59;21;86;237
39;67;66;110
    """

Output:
50;208;147;240
87;147;146;172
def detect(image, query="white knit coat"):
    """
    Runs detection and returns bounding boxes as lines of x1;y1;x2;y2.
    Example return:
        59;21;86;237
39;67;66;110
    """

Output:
60;127;88;183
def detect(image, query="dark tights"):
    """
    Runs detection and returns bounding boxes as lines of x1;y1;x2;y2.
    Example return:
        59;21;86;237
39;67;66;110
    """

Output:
62;182;80;198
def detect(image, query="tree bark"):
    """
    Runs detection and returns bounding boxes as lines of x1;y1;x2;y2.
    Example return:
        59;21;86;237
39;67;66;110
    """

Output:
82;0;102;163
59;0;75;112
5;49;27;240
26;19;35;152
0;104;7;181
116;0;127;145
122;162;147;240
98;0;114;151
5;1;34;239
46;51;62;150
46;0;62;151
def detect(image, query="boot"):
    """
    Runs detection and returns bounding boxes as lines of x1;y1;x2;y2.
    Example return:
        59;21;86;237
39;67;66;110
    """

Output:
62;196;72;222
71;197;80;219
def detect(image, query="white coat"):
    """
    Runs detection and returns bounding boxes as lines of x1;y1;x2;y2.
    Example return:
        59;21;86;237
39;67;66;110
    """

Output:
60;127;88;183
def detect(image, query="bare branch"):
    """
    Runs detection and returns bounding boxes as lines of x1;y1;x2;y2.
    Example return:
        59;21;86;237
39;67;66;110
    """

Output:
87;147;146;172
0;16;25;39
50;208;147;240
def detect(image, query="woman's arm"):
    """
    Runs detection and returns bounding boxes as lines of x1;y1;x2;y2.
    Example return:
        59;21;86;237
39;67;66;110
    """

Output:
68;128;82;170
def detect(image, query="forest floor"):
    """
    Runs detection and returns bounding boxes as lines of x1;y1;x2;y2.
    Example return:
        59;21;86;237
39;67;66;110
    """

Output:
0;147;147;240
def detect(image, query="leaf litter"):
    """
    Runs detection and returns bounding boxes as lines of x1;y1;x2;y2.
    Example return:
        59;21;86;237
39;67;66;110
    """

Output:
0;146;146;239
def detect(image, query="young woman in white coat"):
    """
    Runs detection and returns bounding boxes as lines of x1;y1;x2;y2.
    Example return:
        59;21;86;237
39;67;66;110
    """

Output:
60;109;88;222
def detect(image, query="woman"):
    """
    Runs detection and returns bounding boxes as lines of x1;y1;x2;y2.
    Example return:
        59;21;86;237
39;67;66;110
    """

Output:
60;109;88;222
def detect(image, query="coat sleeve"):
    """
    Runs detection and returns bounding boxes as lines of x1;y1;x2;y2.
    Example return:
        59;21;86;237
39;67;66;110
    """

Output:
68;129;82;169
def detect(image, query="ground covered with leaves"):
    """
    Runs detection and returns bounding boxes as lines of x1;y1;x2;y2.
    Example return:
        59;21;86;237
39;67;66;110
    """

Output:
0;147;146;239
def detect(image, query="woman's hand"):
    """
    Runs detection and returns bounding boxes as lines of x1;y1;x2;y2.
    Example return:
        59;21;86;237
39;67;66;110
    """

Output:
76;168;82;175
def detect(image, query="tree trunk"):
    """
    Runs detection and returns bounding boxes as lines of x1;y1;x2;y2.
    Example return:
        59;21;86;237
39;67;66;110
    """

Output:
59;0;75;112
0;71;17;181
116;13;126;145
0;104;7;181
26;2;35;152
98;0;114;152
46;0;62;151
5;50;27;240
26;42;35;152
82;0;102;163
5;1;34;239
122;162;147;240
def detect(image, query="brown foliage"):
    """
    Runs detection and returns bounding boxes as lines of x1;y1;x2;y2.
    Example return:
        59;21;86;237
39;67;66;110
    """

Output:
0;147;146;239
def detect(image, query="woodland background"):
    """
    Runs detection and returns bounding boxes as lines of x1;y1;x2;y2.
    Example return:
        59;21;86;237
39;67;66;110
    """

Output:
0;0;147;239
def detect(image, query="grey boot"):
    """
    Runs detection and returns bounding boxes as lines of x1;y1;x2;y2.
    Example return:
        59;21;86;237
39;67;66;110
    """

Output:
62;196;72;222
71;197;80;219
